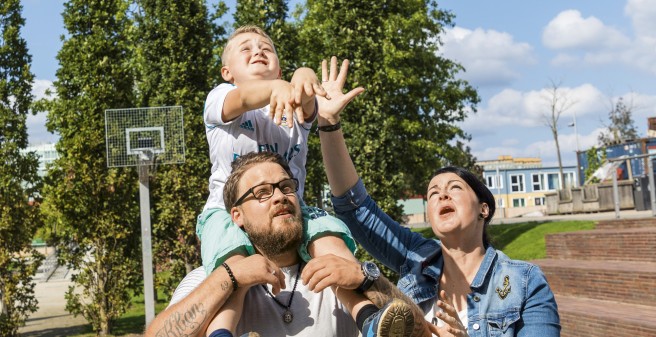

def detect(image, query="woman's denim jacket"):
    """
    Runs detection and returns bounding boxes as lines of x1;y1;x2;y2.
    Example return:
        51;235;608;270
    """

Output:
332;179;560;337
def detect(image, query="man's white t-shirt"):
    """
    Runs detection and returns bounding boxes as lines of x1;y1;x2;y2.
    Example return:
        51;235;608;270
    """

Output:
169;265;358;337
203;83;314;210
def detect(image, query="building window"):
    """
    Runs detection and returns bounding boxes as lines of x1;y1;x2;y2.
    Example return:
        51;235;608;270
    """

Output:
532;174;545;191
534;197;545;206
510;174;525;192
512;198;526;207
497;198;505;208
485;174;504;189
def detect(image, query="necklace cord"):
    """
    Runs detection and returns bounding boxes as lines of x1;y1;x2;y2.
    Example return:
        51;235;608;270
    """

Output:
262;262;303;310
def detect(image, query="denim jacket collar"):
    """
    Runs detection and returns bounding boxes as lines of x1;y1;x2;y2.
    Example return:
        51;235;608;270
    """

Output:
470;246;497;290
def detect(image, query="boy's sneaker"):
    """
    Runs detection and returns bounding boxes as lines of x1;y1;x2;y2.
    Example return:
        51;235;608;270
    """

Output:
362;299;414;337
239;333;260;337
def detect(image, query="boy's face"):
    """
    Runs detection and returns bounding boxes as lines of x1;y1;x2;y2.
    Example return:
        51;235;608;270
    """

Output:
221;32;281;85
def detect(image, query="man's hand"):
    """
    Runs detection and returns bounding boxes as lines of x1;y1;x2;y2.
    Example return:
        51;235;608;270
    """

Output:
229;254;286;294
317;57;364;126
300;254;364;293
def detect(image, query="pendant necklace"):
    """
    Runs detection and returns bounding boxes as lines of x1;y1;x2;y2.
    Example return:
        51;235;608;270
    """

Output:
261;262;303;324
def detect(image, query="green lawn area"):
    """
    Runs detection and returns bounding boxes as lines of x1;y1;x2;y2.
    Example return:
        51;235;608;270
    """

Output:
412;220;595;260
70;220;595;336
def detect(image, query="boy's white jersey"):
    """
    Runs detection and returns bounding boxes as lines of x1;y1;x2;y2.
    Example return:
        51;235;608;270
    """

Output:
203;83;313;210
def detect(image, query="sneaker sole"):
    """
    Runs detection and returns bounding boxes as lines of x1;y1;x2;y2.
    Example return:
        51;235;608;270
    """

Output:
377;300;414;337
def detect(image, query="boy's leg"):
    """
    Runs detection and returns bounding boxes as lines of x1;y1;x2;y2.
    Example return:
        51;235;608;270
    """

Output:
197;209;254;335
205;266;249;336
302;207;422;336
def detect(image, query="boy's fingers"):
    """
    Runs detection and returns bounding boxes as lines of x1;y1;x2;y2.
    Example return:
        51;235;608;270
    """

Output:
284;102;294;127
312;83;329;99
293;85;303;105
295;106;305;124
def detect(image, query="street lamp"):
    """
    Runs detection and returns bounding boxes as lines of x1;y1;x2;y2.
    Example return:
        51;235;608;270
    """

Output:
568;111;580;153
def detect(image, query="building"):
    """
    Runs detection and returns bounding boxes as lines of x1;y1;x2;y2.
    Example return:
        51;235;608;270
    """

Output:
480;156;578;218
21;143;59;177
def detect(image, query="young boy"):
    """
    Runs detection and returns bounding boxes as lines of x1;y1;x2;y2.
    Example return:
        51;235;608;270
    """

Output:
198;26;417;337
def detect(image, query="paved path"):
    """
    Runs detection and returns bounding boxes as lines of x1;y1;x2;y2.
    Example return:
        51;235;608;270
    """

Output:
18;265;88;337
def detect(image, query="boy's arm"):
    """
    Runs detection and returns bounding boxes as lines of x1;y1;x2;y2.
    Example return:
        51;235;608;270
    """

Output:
222;79;294;125
290;67;328;123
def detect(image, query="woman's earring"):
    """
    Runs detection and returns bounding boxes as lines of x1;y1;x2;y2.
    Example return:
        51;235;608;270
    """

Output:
479;213;485;219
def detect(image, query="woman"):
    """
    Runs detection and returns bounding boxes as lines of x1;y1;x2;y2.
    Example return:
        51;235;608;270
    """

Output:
316;58;560;337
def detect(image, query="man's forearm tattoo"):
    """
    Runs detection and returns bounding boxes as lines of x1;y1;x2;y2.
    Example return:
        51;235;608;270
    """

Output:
220;280;230;292
155;303;208;337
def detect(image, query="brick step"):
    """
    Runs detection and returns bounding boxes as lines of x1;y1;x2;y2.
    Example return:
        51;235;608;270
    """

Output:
596;217;656;230
556;295;656;337
545;227;656;262
535;259;656;306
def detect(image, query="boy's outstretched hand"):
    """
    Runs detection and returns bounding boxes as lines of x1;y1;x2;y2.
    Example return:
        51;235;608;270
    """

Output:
317;57;364;125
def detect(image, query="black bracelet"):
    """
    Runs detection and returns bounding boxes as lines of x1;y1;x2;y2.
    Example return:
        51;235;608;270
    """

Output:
317;121;341;132
222;262;238;291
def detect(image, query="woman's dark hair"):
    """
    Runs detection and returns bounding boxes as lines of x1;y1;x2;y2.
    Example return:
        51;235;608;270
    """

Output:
431;166;496;247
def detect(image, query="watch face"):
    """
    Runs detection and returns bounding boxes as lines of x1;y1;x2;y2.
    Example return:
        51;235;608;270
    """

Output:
364;261;380;278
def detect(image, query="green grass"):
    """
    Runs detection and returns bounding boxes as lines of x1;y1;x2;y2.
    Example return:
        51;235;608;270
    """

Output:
412;220;595;260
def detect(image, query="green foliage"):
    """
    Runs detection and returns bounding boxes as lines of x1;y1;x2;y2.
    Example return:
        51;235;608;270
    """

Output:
598;97;639;146
0;0;44;335
584;146;606;184
297;0;480;220
39;0;141;334
133;0;217;298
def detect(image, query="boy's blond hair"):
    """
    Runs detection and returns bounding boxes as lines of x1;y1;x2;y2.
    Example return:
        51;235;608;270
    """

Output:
222;25;277;66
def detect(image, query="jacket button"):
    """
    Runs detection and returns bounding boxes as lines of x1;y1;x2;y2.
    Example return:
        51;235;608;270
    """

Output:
473;323;480;330
473;295;480;302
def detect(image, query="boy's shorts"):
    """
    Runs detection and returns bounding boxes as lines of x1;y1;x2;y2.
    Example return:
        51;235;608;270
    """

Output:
196;206;357;275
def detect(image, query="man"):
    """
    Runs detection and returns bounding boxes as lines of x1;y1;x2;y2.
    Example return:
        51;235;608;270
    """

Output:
145;151;427;337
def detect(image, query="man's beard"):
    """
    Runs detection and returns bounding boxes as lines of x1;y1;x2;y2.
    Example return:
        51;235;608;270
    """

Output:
244;206;303;258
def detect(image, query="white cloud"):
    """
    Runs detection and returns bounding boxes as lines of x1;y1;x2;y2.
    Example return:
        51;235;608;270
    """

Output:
28;79;58;145
462;83;607;131
543;6;656;75
542;10;630;50
441;27;536;87
625;0;656;38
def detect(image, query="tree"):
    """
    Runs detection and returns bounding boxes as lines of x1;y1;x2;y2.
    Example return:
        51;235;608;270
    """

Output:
39;0;141;334
598;96;639;146
0;0;43;335
297;0;480;220
584;146;606;184
133;0;220;295
541;80;576;189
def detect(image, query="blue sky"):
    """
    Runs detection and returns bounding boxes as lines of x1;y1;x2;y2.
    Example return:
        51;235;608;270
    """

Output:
22;0;656;168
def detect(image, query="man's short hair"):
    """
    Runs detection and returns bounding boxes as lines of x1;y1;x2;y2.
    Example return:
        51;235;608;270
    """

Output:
221;25;276;66
224;151;293;208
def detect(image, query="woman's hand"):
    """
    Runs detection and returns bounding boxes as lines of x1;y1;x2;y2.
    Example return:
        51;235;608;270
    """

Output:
316;56;364;126
427;290;470;337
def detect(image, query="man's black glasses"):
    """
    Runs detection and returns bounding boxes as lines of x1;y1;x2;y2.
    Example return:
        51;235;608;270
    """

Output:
233;178;299;207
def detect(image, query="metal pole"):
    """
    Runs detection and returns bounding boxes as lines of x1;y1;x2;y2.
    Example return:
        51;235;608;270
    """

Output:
612;168;620;219
648;156;656;217
138;161;155;326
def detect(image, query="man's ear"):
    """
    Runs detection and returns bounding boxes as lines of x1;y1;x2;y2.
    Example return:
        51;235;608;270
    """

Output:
230;206;244;228
221;66;234;82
